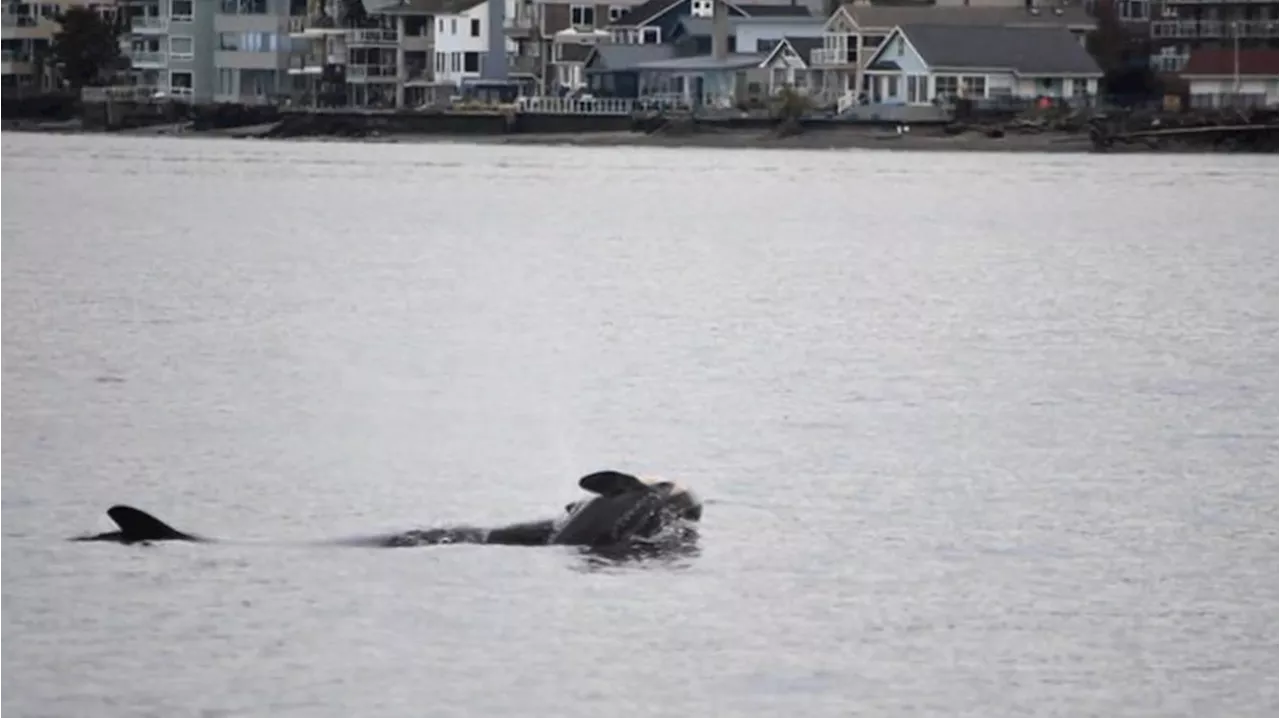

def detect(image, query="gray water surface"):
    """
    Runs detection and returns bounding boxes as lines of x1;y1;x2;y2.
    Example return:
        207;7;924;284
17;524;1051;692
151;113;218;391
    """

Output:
3;134;1277;717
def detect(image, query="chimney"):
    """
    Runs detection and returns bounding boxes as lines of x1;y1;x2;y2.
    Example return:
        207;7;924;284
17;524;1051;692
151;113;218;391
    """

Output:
711;0;728;59
484;0;509;80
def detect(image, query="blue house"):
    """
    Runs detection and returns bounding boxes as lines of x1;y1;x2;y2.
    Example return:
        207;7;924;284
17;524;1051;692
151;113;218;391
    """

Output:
583;44;677;98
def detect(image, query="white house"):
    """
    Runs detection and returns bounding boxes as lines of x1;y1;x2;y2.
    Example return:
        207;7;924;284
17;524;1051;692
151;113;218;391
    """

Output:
432;0;520;86
758;36;823;94
1180;49;1279;109
812;3;1095;100
859;23;1102;106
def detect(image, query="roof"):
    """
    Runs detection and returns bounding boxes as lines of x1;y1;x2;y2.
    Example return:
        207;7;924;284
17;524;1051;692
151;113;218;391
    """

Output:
556;43;595;63
839;3;1094;30
735;4;816;16
633;52;766;71
760;34;823;66
1182;49;1279;77
612;0;812;27
584;43;676;71
887;23;1102;75
364;0;485;14
678;13;821;35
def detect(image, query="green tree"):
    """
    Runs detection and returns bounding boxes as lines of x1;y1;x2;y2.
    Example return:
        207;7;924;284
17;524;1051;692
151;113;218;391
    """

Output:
50;6;124;89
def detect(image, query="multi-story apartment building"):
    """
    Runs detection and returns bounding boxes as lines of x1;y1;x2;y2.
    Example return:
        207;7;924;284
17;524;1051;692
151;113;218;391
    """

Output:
1145;0;1278;72
2;0;119;93
122;0;215;101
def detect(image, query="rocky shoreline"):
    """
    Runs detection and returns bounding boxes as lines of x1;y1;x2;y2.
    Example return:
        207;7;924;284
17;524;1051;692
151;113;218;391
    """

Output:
3;115;1270;155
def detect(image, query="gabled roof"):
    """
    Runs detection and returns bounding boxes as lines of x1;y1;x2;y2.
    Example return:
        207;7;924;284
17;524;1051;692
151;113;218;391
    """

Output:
676;14;820;38
583;43;676;71
759;34;823;67
865;23;1101;76
735;4;816;16
364;0;485;14
1182;49;1279;77
829;3;1094;32
611;0;809;28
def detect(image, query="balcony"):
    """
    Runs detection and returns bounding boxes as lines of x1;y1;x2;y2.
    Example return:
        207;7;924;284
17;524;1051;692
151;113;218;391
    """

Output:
288;14;348;37
131;50;167;68
346;64;398;81
288;51;343;74
1;56;34;75
1150;52;1190;72
1150;18;1279;38
131;16;168;33
809;47;863;67
403;67;433;85
346;28;398;46
504;11;534;37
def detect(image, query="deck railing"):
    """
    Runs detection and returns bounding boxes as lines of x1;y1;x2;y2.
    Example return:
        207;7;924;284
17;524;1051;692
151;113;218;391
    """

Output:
516;96;635;115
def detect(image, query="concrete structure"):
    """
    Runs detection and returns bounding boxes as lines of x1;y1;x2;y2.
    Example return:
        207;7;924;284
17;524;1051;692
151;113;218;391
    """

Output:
213;0;298;104
2;0;119;93
123;0;217;102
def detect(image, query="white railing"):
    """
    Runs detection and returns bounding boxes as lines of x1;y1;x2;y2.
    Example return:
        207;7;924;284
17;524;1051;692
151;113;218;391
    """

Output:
347;28;398;45
131;50;166;65
82;85;159;102
810;47;844;66
131;16;168;32
1150;53;1190;73
504;13;533;31
516;96;635;115
167;86;195;101
346;64;398;80
1150;19;1279;38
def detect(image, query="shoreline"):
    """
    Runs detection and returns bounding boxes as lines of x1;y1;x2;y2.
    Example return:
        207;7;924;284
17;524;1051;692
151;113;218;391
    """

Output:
0;120;1255;155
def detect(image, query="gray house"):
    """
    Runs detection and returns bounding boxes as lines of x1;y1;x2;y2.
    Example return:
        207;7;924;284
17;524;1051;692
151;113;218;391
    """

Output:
859;23;1102;107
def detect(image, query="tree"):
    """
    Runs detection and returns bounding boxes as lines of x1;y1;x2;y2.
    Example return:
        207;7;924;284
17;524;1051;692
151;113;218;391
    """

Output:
1085;0;1163;103
51;6;123;89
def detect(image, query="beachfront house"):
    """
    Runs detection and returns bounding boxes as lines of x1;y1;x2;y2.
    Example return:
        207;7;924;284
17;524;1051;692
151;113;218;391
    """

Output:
858;24;1102;108
811;3;1095;106
1179;49;1279;108
758;36;823;95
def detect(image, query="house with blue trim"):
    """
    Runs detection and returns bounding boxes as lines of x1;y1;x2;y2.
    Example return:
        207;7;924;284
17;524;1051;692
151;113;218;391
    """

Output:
858;23;1102;107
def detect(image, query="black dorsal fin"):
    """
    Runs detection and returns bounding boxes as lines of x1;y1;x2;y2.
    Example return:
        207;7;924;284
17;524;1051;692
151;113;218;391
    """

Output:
106;505;200;542
578;471;649;496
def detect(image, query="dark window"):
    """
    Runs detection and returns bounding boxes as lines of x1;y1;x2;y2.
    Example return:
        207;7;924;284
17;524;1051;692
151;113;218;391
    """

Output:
470;18;480;36
463;51;480;72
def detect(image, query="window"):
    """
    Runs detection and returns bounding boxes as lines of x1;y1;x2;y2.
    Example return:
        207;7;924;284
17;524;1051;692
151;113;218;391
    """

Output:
435;51;445;72
463;51;480;72
1071;78;1089;97
450;18;457;34
960;75;985;98
570;4;594;26
470;18;480;36
438;18;444;32
219;0;237;12
450;51;460;72
218;32;238;50
169;35;193;58
169;70;193;88
170;0;192;21
906;74;927;103
641;27;659;43
608;5;626;21
934;75;957;99
239;0;266;13
771;68;785;88
218;67;234;94
793;72;807;90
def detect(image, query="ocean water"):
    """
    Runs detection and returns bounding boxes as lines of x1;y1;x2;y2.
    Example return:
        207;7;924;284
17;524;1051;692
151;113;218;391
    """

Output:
2;133;1276;717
